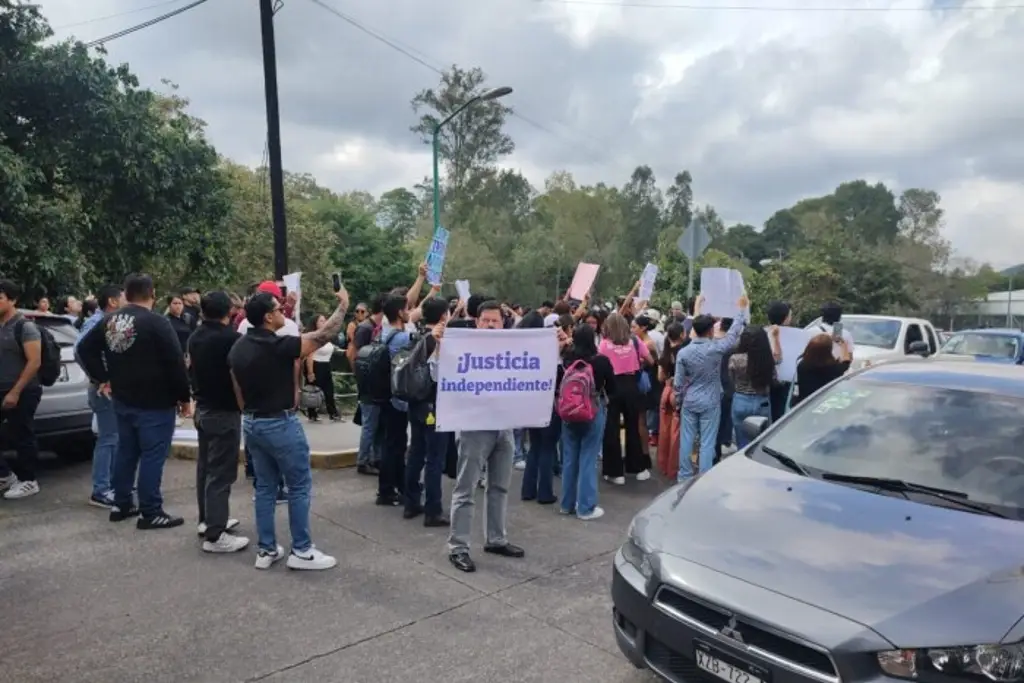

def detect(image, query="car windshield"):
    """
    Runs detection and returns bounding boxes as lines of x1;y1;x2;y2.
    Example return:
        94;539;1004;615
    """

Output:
941;333;1019;360
839;318;902;349
754;377;1024;518
28;317;78;347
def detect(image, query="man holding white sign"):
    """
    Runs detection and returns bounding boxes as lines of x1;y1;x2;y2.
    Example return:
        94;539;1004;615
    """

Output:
435;301;559;573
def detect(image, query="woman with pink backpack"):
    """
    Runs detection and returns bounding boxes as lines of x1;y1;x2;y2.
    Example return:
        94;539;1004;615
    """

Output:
555;324;615;520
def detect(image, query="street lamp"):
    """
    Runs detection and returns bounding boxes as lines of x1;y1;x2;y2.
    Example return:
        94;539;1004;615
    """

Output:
431;86;514;236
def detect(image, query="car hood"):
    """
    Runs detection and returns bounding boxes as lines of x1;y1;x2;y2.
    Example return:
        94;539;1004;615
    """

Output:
642;457;1024;646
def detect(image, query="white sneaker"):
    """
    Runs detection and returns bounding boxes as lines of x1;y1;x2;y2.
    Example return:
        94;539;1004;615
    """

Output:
603;475;626;486
197;519;240;536
286;546;337;571
4;480;39;499
203;532;250;553
636;469;651;481
0;473;17;492
578;506;605;521
513;460;526;471
254;544;285;570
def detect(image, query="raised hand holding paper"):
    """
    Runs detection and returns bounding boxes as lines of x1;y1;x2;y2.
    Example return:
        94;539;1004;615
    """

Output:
699;268;746;318
455;279;471;302
567;262;600;301
425;226;450;286
638;263;658;301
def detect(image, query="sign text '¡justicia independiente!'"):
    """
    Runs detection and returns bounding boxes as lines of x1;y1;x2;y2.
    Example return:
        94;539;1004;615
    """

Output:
455;351;543;375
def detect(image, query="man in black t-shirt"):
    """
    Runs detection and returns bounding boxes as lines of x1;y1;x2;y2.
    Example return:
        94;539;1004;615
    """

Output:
228;285;348;572
353;294;385;475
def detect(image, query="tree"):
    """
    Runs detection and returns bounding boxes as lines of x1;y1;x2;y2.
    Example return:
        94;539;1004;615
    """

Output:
410;65;513;202
620;165;664;266
663;170;694;230
376;187;421;242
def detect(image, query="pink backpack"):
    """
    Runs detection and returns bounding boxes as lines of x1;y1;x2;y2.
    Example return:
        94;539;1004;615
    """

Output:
557;360;599;423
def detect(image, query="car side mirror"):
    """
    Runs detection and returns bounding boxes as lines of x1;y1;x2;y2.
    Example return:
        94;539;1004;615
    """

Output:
741;416;769;441
907;340;929;356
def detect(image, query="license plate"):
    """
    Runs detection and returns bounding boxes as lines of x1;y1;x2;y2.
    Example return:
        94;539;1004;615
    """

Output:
58;365;70;383
694;641;769;683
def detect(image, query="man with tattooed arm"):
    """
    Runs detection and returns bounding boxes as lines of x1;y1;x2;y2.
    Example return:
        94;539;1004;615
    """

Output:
228;283;349;572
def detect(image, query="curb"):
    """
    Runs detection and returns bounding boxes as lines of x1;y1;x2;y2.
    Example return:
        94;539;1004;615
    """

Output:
170;443;358;470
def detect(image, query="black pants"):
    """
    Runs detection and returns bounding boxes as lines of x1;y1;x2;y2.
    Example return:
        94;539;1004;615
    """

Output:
307;361;338;420
769;382;790;423
195;408;241;541
0;385;42;482
377;402;408;500
602;376;650;478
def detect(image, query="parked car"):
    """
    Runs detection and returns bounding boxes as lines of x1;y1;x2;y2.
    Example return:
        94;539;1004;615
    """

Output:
804;314;938;369
0;311;93;457
938;328;1024;364
613;358;1024;683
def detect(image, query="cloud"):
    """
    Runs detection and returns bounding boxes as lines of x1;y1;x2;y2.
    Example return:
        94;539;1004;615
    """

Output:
39;0;1024;267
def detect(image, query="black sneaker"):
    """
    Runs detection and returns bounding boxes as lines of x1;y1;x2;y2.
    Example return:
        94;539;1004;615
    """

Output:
109;505;140;522
136;511;185;530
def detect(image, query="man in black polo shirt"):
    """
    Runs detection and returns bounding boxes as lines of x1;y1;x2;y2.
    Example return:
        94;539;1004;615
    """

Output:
353;293;384;475
188;291;248;554
229;285;349;571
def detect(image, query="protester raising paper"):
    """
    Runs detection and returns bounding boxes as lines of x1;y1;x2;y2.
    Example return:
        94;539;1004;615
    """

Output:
699;268;747;318
567;262;600;301
434;327;560;432
455;279;471;303
638;263;658;301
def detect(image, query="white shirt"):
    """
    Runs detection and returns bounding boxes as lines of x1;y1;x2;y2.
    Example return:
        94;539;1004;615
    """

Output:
312;342;335;363
237;317;300;337
544;313;559;327
815;321;856;359
648;329;665;357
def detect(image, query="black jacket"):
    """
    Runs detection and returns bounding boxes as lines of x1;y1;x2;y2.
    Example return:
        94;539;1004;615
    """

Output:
78;304;191;410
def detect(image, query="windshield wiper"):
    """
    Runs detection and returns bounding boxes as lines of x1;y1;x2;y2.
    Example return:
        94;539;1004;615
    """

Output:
819;473;1007;518
760;446;810;477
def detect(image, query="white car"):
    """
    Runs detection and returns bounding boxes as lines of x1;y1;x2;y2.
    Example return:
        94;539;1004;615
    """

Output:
804;314;938;370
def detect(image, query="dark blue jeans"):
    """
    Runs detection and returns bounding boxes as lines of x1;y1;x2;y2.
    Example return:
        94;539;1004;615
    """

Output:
112;401;176;516
522;414;561;503
405;418;445;517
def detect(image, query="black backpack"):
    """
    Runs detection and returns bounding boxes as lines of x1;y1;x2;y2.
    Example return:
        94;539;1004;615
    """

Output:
15;319;62;387
354;330;399;403
391;335;432;404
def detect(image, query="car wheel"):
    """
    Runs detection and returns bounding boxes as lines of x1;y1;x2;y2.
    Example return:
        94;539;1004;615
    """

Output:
53;433;96;461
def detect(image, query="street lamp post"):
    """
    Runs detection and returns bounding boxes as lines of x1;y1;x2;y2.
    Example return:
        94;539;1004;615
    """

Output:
431;86;513;236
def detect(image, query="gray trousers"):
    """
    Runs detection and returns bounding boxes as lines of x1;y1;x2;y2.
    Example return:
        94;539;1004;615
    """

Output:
195;408;241;542
448;430;514;553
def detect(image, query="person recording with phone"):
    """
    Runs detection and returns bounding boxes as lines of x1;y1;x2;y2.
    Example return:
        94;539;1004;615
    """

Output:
815;301;856;360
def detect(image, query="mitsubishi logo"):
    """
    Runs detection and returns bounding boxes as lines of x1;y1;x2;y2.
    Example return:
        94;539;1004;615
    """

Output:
721;616;744;643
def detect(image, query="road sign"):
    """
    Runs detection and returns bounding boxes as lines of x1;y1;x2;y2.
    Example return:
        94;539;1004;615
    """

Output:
678;218;712;298
677;219;711;260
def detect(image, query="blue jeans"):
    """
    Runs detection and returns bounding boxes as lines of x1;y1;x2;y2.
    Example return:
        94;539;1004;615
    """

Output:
244;413;313;553
513;429;526;462
112;401;175;516
560;405;605;516
522;415;561;503
405;418;445;517
732;392;771;449
357;401;382;467
646;408;660;436
88;386;117;498
677;403;721;481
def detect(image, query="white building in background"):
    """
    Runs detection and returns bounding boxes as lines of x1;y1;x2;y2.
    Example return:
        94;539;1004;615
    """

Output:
949;289;1024;330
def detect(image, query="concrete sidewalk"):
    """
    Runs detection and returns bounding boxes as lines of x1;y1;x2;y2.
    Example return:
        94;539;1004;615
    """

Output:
0;458;665;683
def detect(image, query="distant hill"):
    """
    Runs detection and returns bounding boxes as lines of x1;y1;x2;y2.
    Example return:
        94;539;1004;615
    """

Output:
1001;264;1024;277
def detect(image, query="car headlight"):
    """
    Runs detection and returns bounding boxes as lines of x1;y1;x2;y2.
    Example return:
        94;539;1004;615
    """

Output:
878;643;1024;682
621;524;653;580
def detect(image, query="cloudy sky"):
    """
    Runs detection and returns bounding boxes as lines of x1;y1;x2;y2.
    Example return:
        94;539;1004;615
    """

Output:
39;0;1024;268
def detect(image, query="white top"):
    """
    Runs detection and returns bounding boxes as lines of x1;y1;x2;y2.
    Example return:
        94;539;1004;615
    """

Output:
544;313;559;327
312;342;335;363
648;329;665;357
813;321;856;359
237;317;300;337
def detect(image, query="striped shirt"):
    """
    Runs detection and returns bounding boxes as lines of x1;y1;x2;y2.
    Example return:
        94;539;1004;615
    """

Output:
674;312;747;412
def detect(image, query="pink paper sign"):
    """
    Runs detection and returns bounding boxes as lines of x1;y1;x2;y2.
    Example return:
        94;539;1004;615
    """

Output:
568;262;600;300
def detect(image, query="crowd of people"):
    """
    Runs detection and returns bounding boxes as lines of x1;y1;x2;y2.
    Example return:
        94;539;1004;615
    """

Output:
0;268;859;575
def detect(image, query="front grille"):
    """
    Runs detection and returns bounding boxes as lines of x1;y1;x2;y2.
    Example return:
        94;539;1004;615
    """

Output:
654;586;838;679
646;634;715;683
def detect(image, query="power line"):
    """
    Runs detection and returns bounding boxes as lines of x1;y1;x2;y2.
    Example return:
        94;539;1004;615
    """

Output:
82;0;211;48
52;0;187;31
305;0;611;156
528;0;1023;10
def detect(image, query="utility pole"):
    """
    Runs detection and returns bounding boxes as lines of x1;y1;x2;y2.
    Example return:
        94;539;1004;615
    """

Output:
259;0;288;281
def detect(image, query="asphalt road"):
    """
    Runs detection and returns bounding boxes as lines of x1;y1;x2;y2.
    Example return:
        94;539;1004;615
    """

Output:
0;456;667;683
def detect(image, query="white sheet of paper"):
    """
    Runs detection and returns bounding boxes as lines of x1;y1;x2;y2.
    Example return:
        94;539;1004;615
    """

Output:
700;268;745;317
283;271;302;321
455;280;471;302
776;327;814;383
638;263;658;301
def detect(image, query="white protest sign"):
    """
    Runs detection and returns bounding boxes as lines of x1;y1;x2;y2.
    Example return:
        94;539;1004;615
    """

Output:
282;271;302;321
776;327;814;383
435;327;559;432
455;279;471;302
699;267;746;318
638;263;658;301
